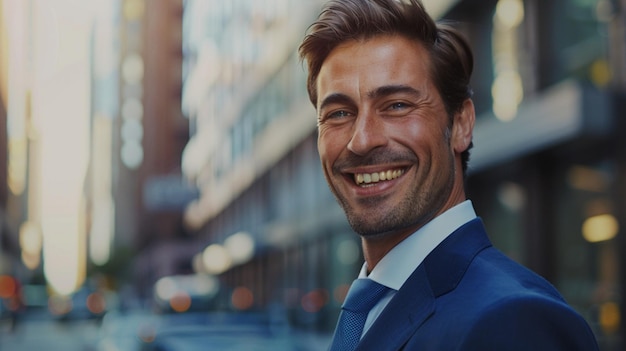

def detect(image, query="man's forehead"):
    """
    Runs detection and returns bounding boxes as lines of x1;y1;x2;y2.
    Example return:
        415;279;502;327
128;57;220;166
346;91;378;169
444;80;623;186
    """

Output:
316;36;432;99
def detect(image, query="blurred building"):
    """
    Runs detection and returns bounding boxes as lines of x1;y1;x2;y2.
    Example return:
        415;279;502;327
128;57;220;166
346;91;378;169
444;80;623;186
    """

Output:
88;0;191;298
0;0;20;277
0;0;191;307
0;0;130;296
0;0;44;287
179;0;625;349
0;0;10;264
180;0;336;324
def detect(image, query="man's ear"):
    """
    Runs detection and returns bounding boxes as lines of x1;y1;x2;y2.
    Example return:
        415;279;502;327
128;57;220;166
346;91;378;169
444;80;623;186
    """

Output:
451;99;475;154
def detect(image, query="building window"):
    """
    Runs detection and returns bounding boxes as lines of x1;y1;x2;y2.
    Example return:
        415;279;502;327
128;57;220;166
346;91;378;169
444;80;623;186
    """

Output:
554;160;620;349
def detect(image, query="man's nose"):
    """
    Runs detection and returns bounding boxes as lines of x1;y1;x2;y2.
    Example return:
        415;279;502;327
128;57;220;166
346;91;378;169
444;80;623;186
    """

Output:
347;113;388;156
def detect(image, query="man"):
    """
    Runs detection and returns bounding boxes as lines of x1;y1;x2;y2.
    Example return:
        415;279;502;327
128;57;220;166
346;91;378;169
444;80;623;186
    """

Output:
298;0;599;350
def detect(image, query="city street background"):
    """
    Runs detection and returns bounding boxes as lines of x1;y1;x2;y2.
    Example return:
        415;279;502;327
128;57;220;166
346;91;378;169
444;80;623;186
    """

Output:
0;0;625;350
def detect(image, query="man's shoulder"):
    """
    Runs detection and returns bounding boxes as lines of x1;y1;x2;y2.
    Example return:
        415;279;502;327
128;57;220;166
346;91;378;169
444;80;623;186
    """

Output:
473;245;559;288
424;218;562;301
453;283;599;350
403;245;599;350
392;219;599;350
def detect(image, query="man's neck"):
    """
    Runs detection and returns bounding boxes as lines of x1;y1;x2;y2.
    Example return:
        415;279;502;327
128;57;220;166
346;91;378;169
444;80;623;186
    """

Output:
361;224;422;274
361;197;468;273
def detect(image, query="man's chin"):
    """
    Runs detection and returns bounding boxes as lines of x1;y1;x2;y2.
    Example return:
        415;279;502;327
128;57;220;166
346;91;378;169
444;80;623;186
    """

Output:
356;230;396;241
346;210;421;241
348;217;395;239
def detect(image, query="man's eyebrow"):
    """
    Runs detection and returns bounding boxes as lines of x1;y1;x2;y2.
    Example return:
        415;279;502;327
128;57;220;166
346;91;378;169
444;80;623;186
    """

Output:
318;93;354;111
367;85;422;100
318;85;421;110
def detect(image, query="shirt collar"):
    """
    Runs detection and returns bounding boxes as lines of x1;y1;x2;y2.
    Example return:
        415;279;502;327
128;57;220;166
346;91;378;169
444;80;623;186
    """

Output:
359;200;477;290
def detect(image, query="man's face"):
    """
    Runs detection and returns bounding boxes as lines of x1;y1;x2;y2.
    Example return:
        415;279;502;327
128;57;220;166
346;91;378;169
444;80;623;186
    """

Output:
315;35;461;238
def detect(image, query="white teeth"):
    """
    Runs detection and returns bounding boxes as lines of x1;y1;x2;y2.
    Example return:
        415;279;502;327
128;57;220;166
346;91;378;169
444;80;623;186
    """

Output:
354;169;405;185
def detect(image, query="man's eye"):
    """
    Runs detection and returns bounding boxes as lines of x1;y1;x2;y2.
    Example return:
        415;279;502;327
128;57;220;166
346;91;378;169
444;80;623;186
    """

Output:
390;102;408;110
328;110;351;118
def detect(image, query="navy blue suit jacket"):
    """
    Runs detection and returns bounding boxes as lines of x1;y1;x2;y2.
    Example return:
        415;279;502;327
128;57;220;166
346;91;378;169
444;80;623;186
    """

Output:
353;218;599;350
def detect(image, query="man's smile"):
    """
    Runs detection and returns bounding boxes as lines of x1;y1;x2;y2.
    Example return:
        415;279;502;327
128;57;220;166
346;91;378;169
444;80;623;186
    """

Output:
353;168;406;186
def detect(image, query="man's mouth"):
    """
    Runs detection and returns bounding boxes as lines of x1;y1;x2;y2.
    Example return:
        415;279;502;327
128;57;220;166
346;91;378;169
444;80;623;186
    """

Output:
354;168;405;186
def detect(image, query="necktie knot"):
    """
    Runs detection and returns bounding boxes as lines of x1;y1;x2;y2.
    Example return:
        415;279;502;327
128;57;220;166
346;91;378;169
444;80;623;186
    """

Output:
342;278;390;313
330;279;391;351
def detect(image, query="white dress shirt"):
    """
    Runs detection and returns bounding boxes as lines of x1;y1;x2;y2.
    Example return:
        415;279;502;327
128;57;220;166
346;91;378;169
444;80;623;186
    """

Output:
357;200;477;337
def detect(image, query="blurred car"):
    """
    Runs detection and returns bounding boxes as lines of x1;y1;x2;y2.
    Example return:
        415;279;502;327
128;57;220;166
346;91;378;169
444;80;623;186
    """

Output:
96;309;161;351
153;274;221;314
50;286;107;322
97;309;303;351
141;325;300;351
98;274;305;350
139;312;302;351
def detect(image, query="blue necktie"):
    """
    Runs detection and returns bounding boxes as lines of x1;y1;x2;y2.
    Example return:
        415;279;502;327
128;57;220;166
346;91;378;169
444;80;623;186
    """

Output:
329;278;391;351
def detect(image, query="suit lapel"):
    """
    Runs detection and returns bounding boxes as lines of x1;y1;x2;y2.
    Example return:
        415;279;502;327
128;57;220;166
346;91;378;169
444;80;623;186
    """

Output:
423;219;491;297
355;219;492;350
356;266;435;350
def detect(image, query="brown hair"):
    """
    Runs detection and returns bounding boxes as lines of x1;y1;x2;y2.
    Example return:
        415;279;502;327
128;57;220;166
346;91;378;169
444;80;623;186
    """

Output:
299;0;474;172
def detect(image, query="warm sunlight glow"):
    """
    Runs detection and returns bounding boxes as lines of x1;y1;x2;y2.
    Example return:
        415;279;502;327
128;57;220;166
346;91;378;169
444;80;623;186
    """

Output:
31;0;93;295
582;214;619;243
19;221;43;269
224;231;255;265
3;0;29;196
492;0;525;122
496;0;525;29
89;116;114;266
202;244;232;275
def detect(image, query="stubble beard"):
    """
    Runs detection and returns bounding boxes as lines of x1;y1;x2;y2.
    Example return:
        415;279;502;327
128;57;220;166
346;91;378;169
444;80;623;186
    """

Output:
333;158;456;239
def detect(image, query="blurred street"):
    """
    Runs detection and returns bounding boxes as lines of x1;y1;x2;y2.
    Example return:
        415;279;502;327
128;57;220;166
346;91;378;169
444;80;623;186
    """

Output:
0;311;99;351
0;309;333;351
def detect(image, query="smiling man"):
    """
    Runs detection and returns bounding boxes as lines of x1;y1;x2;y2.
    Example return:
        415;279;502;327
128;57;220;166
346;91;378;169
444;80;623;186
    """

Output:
299;0;599;350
